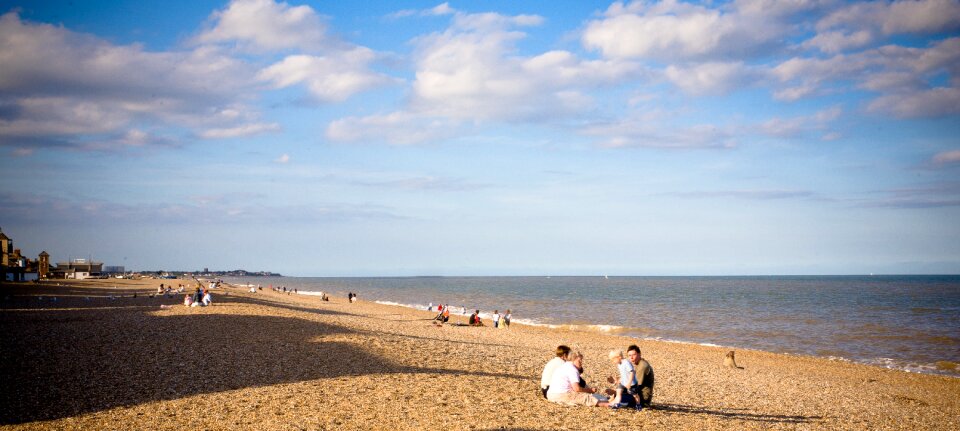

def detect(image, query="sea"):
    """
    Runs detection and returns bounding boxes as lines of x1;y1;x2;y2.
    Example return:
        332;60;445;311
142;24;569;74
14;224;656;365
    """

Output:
223;275;960;377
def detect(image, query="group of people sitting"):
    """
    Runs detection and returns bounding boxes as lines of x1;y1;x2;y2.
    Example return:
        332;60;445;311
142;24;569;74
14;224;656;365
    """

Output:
155;283;184;297
540;344;654;410
466;309;511;327
183;287;212;307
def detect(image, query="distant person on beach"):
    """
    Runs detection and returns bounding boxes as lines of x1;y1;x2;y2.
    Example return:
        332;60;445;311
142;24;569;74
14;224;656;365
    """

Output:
546;352;610;408
202;290;212;306
493;310;501;328
540;345;571;398
183;293;193;307
605;350;637;409
627;344;654;408
503;310;511;328
469;310;484;326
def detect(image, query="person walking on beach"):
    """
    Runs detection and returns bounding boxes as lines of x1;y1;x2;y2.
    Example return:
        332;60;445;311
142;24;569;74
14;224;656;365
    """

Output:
493;310;501;328
627;344;654;408
546;352;611;408
503;309;511;328
540;345;571;398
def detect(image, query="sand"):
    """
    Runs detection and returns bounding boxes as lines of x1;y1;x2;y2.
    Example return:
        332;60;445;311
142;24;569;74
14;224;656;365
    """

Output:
1;278;958;430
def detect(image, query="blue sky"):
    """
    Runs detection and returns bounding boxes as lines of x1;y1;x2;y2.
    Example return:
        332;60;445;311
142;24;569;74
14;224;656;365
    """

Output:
1;0;958;276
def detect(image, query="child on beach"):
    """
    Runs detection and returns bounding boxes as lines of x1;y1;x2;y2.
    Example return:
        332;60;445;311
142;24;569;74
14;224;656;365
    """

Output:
493;310;501;328
606;350;637;409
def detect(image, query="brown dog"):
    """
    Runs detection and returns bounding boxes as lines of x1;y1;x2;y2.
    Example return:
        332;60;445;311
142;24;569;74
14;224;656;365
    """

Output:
724;351;742;369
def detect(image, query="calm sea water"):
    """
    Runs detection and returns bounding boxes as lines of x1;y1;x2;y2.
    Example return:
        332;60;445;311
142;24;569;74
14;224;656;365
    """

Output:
224;275;960;376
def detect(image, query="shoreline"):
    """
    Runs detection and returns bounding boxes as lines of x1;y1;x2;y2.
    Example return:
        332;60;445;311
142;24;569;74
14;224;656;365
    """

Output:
371;298;960;378
2;278;959;430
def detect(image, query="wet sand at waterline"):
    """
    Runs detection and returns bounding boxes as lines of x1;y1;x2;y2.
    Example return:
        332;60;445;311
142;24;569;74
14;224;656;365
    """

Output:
2;279;958;430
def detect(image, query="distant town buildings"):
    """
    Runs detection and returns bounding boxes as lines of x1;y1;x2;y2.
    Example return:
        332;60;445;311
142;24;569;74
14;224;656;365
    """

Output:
1;227;106;281
0;226;279;281
103;266;126;274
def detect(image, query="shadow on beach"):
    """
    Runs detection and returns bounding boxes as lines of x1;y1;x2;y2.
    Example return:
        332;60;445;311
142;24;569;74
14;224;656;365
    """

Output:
652;403;822;425
0;285;523;425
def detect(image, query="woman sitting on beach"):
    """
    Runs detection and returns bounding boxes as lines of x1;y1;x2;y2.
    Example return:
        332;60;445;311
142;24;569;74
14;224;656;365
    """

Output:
469;310;484;326
540;345;571;398
202;290;212;306
546;352;610;408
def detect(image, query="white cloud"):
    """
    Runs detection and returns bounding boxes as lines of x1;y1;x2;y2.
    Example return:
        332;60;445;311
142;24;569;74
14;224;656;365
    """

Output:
275;153;291;163
10;147;33;157
806;0;960;54
821;131;842;141
868;87;960;118
0;97;131;136
817;0;960;37
325;8;644;145
200;122;281;139
758;106;842;138
407;9;639;121
932;150;960;165
430;3;455;16
803;30;875;54
581;117;735;149
389;2;457;19
326;112;459;145
581;0;794;61
773;37;960;118
194;0;330;52
0;11;274;151
0;13;251;101
664;62;759;96
257;49;396;102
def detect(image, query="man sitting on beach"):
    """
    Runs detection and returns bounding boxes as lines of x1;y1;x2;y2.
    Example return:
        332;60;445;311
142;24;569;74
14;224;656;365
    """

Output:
546;352;610;408
540;345;571;398
627;344;654;408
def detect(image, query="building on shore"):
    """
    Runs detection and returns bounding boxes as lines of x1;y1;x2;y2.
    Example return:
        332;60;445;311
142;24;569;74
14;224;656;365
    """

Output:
38;251;50;279
0;228;11;280
51;259;104;280
0;228;31;281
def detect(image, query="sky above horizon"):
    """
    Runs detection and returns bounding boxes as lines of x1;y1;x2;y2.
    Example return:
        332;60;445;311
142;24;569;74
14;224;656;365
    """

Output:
1;0;958;276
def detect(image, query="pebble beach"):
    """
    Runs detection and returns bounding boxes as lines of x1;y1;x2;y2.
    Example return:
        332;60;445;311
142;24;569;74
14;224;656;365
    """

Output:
2;279;958;430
